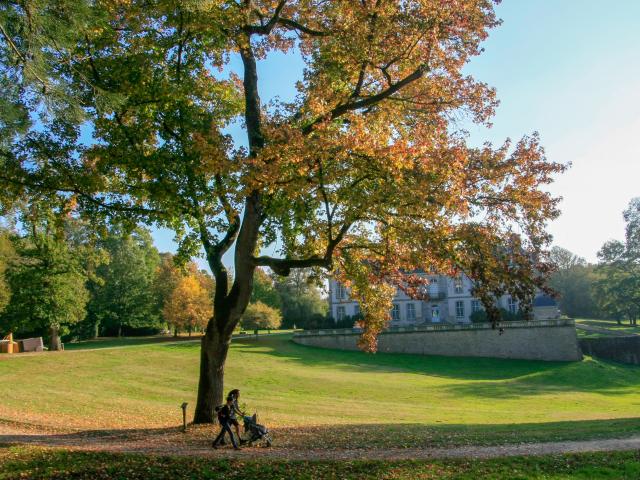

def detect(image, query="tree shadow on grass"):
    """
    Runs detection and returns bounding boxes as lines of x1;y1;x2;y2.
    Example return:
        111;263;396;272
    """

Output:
65;336;202;351
222;336;640;396
2;417;640;453
442;356;640;398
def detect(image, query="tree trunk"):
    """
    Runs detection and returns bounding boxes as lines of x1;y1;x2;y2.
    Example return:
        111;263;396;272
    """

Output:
117;324;122;338
92;320;99;339
49;326;62;351
193;327;232;423
192;36;264;424
174;327;178;337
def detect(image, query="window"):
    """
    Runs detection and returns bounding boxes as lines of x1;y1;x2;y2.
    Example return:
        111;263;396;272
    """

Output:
391;304;400;321
508;297;518;315
354;304;360;317
406;303;416;321
431;305;440;322
337;306;346;320
455;300;465;319
471;300;482;313
429;278;439;297
454;276;464;294
336;283;347;300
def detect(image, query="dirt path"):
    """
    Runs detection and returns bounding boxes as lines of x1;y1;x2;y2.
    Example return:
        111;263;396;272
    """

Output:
1;425;639;461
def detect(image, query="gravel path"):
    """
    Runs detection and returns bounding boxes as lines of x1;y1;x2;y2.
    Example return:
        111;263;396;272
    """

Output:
2;425;639;461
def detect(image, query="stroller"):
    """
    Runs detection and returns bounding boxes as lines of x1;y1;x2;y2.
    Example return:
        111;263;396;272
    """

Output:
242;413;272;447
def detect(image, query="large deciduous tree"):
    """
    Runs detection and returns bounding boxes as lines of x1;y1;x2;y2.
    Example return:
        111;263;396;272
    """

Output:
548;246;599;319
163;274;213;336
594;198;640;325
274;268;326;329
1;1;565;422
0;227;16;315
87;228;161;337
0;207;90;349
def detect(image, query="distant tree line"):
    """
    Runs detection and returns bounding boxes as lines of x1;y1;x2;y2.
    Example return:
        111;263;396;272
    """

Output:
0;207;328;349
550;198;640;325
0;207;218;349
245;268;327;331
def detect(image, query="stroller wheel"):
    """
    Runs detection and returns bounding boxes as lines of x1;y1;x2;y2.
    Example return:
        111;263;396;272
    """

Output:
264;435;273;447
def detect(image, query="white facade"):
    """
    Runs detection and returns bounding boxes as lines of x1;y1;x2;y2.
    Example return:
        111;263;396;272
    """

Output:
328;273;557;325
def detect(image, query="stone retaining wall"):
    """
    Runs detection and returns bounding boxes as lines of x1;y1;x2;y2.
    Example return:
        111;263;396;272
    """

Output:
579;336;640;365
293;320;582;362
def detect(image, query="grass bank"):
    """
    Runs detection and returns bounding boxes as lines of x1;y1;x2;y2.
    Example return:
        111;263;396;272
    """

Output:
2;446;640;479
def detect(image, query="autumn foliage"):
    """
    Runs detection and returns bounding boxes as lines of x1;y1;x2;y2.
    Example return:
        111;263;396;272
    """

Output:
240;301;282;331
163;274;213;336
1;0;565;420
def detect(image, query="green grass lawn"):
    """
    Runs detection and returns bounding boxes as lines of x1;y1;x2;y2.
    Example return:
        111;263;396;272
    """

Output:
575;318;640;334
2;446;640;480
62;330;297;351
1;334;640;448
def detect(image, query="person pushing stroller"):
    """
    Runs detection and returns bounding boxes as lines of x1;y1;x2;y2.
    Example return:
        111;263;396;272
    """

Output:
211;397;240;450
227;389;246;444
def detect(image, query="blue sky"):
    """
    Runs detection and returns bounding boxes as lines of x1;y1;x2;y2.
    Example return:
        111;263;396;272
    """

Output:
153;0;640;266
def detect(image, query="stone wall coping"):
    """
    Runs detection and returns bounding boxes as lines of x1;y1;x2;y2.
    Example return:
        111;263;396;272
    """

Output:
294;319;575;338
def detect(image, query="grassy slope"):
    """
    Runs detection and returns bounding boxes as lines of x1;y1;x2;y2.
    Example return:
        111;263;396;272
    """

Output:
575;318;640;334
2;447;640;480
1;335;640;446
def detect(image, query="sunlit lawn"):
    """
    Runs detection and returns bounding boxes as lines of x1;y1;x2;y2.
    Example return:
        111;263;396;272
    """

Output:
575;318;640;334
1;334;640;447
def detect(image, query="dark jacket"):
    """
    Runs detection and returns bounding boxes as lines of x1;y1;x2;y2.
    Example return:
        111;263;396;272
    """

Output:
217;404;232;423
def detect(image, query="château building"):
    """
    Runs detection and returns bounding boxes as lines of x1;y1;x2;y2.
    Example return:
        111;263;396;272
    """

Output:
328;273;558;324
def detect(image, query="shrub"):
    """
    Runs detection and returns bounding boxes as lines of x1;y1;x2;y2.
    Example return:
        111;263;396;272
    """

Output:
470;308;524;323
240;301;282;331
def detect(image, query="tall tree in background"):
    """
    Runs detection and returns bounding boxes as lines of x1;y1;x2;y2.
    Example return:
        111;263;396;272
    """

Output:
0;227;16;315
0;207;89;349
88;228;161;337
250;268;281;311
548;246;599;318
163;274;213;336
1;1;565;422
154;253;184;321
595;198;640;325
274;268;326;329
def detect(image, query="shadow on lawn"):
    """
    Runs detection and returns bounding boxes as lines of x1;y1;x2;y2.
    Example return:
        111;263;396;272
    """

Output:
223;335;640;395
64;336;202;351
2;417;640;452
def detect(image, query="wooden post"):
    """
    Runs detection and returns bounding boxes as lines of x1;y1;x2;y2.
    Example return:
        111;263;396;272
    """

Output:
181;402;188;432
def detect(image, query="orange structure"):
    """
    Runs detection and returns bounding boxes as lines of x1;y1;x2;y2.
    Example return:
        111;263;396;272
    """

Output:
0;333;19;354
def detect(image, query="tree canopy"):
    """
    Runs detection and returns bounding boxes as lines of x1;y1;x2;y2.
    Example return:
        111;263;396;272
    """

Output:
1;0;565;421
0;207;91;349
240;301;282;331
163;274;213;336
87;228;161;337
594;198;640;325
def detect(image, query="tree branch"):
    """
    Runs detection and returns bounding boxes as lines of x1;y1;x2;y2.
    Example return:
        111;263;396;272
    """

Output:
0;173;166;216
247;0;288;35
276;17;329;36
253;222;352;276
302;63;429;134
